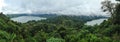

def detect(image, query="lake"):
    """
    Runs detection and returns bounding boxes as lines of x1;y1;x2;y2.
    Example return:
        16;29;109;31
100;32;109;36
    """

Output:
11;16;107;25
85;18;107;26
11;16;47;23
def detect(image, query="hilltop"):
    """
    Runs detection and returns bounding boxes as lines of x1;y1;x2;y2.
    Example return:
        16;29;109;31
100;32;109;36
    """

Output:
0;12;119;42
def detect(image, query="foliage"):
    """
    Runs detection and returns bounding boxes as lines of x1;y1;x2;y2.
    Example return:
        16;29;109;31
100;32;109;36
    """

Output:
47;37;65;42
0;0;120;41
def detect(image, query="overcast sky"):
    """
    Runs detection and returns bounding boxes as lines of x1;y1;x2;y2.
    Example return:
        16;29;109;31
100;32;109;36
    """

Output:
0;0;115;15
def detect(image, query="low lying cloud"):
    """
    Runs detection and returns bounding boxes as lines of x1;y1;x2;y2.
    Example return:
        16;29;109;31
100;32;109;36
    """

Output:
1;0;112;15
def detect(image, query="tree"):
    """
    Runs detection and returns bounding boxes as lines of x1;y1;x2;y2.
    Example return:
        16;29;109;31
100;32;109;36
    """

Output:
47;37;65;42
0;30;16;42
114;3;120;24
101;0;120;24
116;0;120;1
101;0;115;16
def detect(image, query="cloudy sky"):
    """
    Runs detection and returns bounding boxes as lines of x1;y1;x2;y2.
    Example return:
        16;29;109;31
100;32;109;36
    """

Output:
0;0;114;15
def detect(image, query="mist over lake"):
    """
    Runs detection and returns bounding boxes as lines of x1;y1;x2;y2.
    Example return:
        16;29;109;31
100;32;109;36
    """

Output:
11;16;46;23
86;18;107;26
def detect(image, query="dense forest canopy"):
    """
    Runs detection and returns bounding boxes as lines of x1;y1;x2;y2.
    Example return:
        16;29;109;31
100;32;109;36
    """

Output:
0;0;119;42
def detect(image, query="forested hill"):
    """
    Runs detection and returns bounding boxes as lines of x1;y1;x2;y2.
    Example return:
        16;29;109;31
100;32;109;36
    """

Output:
0;13;26;35
0;11;120;42
0;0;120;42
7;14;108;23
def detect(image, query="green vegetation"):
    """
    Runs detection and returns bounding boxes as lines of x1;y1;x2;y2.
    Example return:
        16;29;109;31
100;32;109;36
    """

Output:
0;0;119;42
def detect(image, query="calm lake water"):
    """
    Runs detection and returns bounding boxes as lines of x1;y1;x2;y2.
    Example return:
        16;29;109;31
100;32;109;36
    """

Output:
85;18;107;26
11;16;46;23
11;16;107;25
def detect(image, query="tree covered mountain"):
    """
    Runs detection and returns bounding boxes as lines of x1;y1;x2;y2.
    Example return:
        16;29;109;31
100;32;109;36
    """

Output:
7;13;108;23
0;0;119;42
0;11;120;42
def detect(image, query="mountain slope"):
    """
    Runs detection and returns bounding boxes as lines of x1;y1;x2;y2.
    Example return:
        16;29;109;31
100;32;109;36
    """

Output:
0;12;23;34
0;12;119;42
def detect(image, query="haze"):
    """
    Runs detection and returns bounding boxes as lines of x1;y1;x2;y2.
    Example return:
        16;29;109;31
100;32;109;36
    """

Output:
0;0;114;15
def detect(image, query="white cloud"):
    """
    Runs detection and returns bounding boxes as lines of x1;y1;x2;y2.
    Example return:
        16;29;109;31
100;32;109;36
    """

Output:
1;0;114;15
0;0;7;12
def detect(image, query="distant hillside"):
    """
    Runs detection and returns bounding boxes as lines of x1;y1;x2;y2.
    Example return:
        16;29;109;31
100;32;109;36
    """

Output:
6;14;58;18
7;14;108;23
